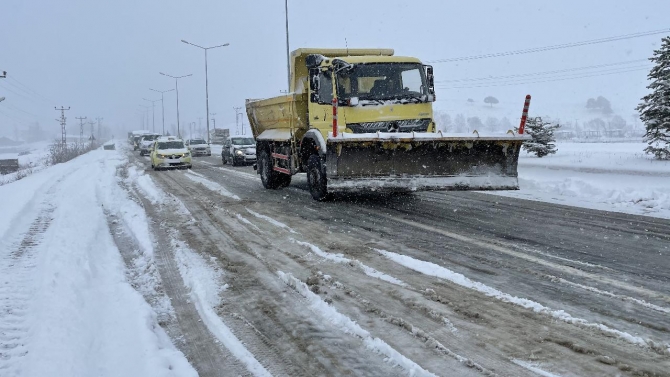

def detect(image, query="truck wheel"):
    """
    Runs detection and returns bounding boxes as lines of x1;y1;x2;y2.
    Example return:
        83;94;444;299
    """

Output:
307;155;328;201
259;149;280;189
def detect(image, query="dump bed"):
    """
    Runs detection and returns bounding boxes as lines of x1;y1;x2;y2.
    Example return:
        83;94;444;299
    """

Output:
246;93;308;141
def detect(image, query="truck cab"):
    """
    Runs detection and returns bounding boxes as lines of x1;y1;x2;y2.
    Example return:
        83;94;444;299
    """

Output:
306;54;436;140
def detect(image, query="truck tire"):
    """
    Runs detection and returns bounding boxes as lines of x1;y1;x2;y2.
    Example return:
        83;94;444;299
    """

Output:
259;149;281;189
307;155;328;201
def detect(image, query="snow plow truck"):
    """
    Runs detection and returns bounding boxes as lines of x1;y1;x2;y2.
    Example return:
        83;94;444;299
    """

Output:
246;48;529;200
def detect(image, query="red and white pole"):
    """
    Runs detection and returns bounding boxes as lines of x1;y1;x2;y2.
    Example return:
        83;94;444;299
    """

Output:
518;94;531;134
332;97;338;137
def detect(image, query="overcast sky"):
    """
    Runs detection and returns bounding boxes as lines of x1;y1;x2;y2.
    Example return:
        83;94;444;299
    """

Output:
1;0;669;138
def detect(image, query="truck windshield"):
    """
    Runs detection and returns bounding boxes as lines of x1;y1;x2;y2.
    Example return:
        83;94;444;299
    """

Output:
336;63;427;103
231;138;255;145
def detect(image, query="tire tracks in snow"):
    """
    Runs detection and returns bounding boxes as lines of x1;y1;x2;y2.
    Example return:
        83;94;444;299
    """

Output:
0;205;54;374
152;169;408;377
116;164;249;377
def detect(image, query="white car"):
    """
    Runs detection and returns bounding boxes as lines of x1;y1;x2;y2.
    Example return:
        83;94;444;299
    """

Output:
139;134;161;156
222;137;256;166
186;138;211;156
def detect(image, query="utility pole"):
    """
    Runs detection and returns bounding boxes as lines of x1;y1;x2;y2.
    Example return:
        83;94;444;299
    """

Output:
88;120;95;142
210;113;216;131
96;117;103;141
198;117;203;137
234;107;243;135
55;106;70;146
76;116;87;143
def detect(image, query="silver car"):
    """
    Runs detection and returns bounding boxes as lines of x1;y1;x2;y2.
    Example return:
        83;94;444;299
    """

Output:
186;139;212;156
222;137;256;166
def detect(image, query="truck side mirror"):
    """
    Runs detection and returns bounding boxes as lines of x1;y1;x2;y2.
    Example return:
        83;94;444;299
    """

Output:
425;65;435;101
309;68;320;103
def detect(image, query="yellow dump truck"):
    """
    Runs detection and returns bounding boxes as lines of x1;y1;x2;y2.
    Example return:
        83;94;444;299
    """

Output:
246;48;528;200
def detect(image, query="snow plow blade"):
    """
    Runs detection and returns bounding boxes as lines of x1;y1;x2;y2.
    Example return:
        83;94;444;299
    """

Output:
325;132;529;193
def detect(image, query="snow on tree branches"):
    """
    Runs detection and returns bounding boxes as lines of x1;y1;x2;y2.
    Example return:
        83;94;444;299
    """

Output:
637;36;670;160
521;117;559;158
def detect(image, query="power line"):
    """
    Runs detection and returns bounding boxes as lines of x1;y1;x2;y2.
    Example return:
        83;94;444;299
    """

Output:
437;66;650;90
7;76;55;103
0;81;46;105
436;59;649;84
426;28;670;63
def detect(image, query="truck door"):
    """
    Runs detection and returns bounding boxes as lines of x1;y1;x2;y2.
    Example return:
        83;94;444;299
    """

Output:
308;68;335;135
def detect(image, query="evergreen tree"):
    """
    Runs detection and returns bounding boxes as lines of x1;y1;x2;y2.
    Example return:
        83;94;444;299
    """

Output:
522;117;559;157
637;36;670;160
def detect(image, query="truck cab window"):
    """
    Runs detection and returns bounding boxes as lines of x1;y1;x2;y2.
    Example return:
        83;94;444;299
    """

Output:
318;72;333;104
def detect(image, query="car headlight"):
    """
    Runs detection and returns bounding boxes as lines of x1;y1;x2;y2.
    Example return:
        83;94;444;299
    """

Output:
157;154;165;158
235;150;244;156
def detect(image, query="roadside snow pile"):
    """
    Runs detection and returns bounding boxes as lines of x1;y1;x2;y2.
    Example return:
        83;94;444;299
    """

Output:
0;144;196;376
0;141;52;185
494;142;670;218
377;248;670;355
277;271;437;377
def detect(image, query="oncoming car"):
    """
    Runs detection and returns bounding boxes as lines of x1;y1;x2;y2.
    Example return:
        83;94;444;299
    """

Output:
222;136;256;166
150;137;192;170
139;134;161;156
186;138;211;156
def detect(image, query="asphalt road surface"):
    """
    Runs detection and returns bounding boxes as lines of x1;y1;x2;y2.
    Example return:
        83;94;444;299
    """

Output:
122;150;670;376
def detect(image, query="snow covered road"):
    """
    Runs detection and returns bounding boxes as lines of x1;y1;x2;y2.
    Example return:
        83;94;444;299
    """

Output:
2;142;669;376
136;147;668;376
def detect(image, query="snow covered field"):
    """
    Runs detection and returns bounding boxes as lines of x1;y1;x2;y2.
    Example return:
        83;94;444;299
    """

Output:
0;141;52;185
492;142;670;219
0;143;196;376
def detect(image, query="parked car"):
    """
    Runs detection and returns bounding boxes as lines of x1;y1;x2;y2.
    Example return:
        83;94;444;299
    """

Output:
139;134;161;156
185;138;211;156
222;136;256;166
150;137;192;170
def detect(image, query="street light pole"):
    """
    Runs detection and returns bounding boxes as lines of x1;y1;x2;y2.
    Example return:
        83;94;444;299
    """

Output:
150;88;174;135
139;105;150;131
160;72;192;138
285;0;291;91
143;98;160;133
181;39;229;144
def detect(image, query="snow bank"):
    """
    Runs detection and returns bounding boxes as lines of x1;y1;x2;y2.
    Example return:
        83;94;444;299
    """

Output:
495;142;670;218
0;145;196;376
376;249;670;355
277;271;437;377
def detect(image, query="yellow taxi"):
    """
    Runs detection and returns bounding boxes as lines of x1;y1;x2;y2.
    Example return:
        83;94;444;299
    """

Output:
150;137;192;170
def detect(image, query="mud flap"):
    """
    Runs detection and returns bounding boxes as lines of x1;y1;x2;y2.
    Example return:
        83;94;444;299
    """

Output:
325;138;525;192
